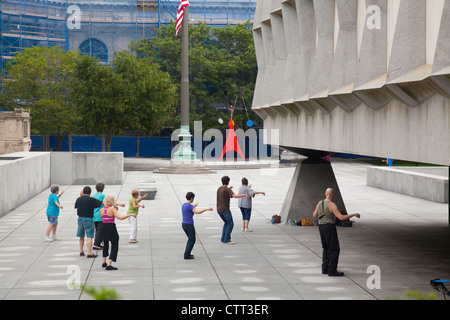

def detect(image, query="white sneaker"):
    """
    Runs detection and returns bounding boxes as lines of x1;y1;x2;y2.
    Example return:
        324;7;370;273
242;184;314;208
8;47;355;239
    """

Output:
244;229;253;232
223;241;235;245
52;236;61;241
45;237;54;242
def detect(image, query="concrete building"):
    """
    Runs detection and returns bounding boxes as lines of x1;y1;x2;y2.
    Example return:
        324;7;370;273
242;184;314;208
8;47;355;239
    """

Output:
251;0;450;222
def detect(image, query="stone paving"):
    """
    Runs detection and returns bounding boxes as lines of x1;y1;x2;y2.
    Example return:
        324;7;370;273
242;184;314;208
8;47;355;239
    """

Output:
0;159;449;300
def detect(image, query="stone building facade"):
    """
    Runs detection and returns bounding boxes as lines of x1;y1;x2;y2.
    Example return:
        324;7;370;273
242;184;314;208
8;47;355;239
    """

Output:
0;108;32;155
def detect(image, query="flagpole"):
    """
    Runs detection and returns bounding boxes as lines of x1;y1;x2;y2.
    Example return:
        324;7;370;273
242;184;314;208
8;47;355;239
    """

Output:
180;6;189;130
173;5;197;161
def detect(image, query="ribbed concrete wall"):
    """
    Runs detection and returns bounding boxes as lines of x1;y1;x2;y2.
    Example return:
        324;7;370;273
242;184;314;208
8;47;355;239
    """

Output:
252;0;450;166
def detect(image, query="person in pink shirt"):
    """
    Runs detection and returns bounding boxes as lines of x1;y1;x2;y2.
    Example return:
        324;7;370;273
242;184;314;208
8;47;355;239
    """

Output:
100;194;136;270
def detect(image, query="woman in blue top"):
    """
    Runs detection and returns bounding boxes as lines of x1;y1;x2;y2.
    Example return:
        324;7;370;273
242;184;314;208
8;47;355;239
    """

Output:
45;185;64;242
182;192;212;260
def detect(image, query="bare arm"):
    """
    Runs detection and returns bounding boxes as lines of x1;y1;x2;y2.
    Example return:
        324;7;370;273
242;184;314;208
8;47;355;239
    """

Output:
112;207;135;220
137;194;148;203
193;207;213;214
132;199;145;209
232;194;250;199
312;202;319;220
329;202;360;221
55;192;64;209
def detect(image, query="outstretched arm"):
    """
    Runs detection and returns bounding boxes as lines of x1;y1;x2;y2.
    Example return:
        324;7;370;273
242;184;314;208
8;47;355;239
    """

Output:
329;202;360;221
232;194;250;199
137;194;148;203
113;208;136;220
193;207;213;214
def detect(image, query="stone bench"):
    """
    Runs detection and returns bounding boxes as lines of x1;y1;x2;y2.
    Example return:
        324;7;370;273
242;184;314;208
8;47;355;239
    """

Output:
367;166;449;203
139;180;157;200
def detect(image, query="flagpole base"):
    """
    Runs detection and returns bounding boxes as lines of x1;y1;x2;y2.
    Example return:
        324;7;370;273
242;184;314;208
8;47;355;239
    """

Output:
155;124;215;173
172;125;197;161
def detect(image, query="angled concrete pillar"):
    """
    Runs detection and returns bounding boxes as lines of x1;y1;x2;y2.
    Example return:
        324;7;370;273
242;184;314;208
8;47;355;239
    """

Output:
280;156;347;224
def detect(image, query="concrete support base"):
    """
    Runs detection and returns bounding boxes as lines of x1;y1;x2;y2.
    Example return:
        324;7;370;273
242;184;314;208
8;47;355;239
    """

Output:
279;157;347;224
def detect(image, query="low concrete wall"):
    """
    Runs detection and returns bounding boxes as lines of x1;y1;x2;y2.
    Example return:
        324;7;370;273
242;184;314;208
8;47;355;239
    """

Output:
0;152;51;218
367;166;449;203
0;151;124;218
51;152;123;185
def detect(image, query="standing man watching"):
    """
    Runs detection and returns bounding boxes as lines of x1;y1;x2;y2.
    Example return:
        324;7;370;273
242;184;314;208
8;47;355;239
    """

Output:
312;188;360;276
75;186;104;258
216;176;249;245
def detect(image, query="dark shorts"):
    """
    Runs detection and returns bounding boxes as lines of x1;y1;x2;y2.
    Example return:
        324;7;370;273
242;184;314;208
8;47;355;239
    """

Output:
240;207;252;221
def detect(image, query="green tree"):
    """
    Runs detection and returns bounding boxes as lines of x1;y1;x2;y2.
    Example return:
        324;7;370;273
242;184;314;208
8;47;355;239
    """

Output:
71;52;177;151
0;46;80;150
130;21;260;132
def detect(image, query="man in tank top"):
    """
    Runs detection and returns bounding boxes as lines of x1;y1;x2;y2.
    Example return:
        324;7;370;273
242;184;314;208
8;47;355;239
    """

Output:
312;188;360;277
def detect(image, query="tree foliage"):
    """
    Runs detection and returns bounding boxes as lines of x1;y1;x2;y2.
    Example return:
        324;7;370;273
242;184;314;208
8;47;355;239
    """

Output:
71;51;177;151
1;45;177;151
130;21;260;131
0;46;80;150
1;20;258;152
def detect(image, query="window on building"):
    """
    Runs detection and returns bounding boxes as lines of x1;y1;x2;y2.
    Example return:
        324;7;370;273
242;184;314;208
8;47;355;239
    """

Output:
79;38;108;64
23;120;29;138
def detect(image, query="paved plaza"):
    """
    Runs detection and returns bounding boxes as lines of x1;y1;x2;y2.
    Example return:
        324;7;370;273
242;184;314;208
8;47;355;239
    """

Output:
0;159;449;301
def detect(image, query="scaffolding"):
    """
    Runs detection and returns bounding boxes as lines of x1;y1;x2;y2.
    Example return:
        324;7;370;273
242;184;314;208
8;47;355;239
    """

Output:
1;0;256;68
0;0;68;69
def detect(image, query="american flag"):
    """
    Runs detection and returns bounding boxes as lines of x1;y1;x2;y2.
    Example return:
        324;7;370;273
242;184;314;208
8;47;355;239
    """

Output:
175;0;190;37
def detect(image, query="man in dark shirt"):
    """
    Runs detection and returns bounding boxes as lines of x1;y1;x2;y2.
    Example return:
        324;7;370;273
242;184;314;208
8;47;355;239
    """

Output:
75;186;103;258
216;176;249;245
